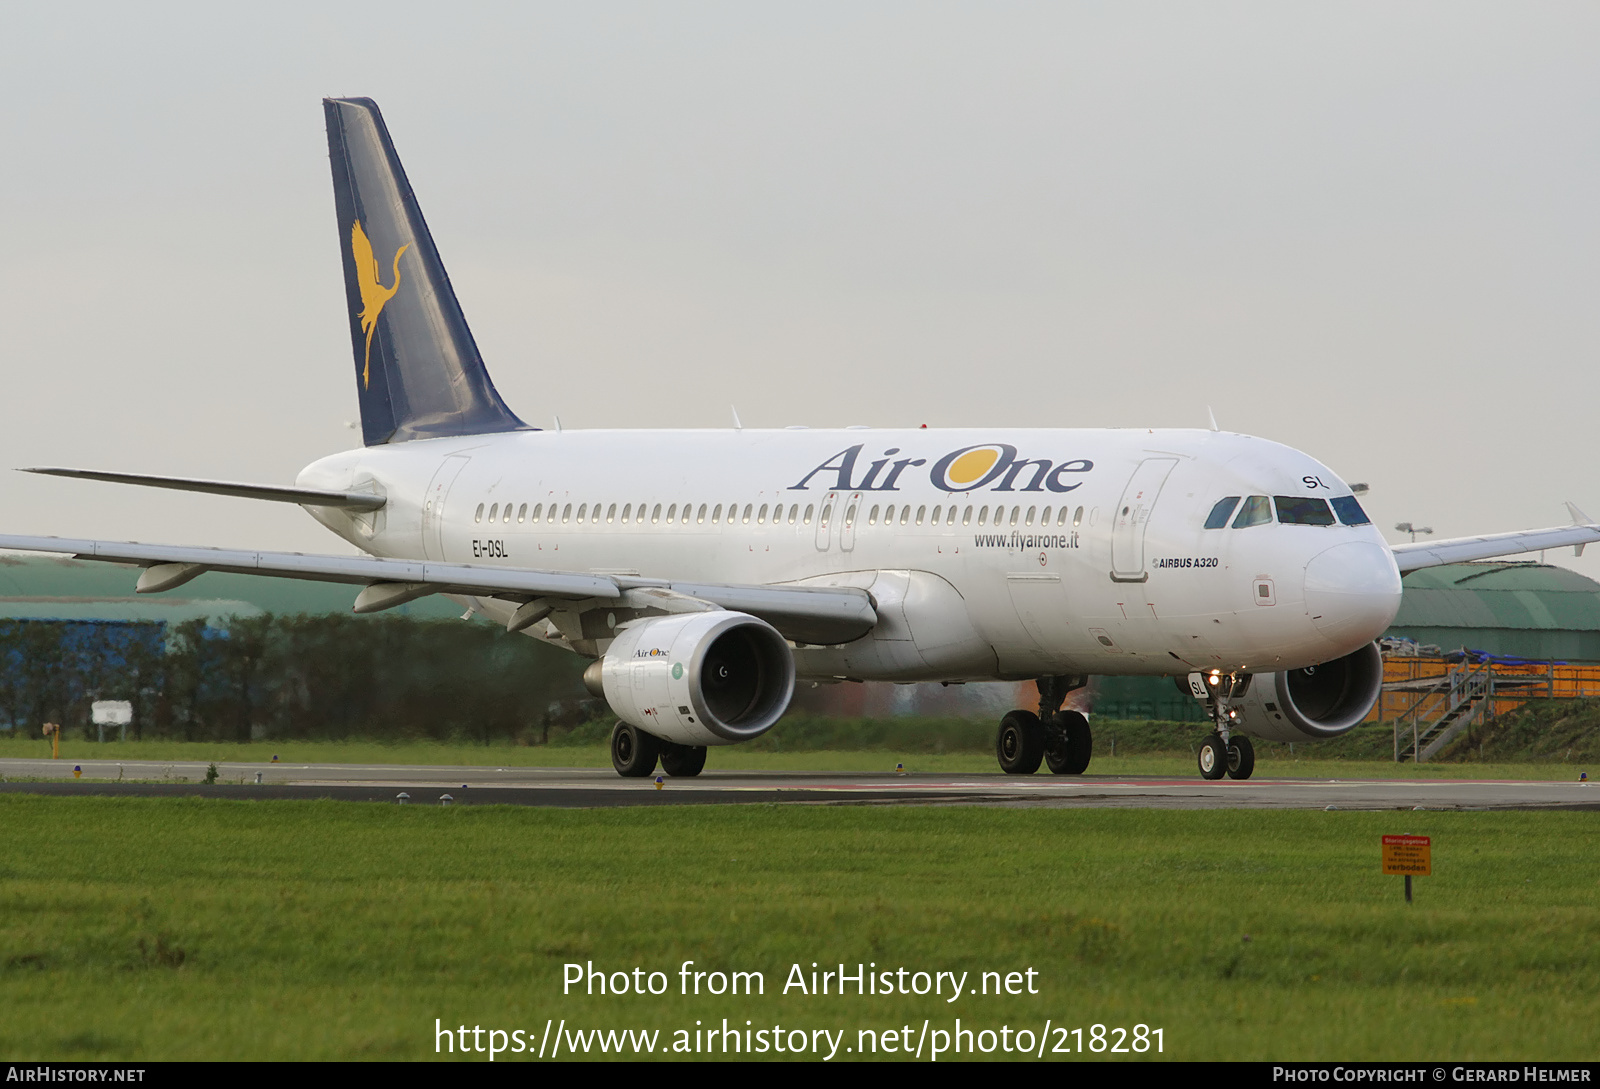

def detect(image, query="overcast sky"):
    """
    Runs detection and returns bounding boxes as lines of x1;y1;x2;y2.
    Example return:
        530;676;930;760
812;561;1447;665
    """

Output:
1;3;1596;570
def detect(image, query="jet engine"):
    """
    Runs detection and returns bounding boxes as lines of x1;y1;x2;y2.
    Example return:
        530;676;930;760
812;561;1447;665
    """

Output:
1212;642;1385;743
584;612;796;747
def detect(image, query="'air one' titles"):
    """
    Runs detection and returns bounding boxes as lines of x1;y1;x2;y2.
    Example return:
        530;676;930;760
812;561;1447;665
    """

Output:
790;444;1095;494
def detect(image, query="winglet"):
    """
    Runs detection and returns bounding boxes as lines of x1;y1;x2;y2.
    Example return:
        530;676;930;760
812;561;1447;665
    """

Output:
1568;501;1594;556
1207;406;1220;432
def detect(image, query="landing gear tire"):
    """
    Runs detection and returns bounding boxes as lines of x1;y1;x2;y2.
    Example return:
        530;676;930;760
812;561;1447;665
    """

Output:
660;743;707;778
1197;734;1229;781
996;710;1046;774
610;722;661;778
1226;735;1255;781
1045;710;1093;775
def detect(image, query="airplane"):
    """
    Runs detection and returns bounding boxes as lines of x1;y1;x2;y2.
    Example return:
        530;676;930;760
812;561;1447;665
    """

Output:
6;97;1599;781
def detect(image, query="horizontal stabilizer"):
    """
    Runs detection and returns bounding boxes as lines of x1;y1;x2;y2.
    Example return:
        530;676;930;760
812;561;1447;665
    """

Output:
20;468;386;511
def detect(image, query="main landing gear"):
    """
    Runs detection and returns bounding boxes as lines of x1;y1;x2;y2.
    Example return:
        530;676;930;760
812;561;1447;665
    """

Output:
609;722;707;778
997;675;1091;775
1190;672;1256;781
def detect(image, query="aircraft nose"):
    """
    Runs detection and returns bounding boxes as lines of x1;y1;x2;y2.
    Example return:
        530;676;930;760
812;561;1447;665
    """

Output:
1303;542;1403;647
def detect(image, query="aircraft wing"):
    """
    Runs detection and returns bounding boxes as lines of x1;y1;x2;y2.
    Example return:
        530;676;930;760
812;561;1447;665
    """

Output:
1392;520;1600;574
0;534;877;645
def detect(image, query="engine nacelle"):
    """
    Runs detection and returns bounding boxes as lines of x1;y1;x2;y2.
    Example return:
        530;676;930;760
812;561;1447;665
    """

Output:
1205;642;1384;743
586;612;796;746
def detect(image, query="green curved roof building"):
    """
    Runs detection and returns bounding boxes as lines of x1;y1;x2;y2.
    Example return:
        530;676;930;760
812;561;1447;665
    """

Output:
1390;561;1600;662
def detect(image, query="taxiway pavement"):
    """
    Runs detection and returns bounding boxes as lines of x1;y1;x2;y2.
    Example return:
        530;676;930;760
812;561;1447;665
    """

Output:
1;757;1594;810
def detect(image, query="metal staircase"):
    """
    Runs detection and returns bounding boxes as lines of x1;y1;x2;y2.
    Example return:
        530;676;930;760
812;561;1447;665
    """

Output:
1386;658;1549;762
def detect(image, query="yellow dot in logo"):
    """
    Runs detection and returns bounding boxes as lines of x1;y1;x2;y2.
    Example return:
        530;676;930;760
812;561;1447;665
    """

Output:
946;447;1000;487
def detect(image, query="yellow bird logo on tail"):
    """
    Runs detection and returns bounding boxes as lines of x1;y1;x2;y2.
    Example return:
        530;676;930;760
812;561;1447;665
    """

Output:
351;220;410;389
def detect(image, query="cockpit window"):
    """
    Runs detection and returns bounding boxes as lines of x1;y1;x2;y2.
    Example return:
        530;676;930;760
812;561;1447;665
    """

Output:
1275;496;1336;526
1205;497;1241;529
1331;495;1371;526
1232;495;1272;528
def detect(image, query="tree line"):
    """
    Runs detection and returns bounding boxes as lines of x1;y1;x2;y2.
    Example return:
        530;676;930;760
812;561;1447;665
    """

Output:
0;616;591;744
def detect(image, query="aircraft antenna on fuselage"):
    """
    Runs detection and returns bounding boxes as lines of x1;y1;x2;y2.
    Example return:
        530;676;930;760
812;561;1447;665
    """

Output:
323;97;531;446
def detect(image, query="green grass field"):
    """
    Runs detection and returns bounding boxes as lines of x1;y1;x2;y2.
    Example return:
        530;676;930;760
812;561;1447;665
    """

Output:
0;796;1594;1061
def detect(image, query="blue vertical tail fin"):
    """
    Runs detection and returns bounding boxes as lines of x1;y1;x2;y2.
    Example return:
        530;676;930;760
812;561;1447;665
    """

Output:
323;97;530;445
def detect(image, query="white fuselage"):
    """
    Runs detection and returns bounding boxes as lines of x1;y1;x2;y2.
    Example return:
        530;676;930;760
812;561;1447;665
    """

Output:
296;427;1403;681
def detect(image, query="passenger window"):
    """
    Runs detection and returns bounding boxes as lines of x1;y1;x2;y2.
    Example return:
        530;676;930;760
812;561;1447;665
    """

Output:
517;503;527;523
575;504;586;523
532;503;543;522
963;506;973;526
1026;506;1037;526
758;504;769;524
668;504;679;524
1010;507;1021;527
711;504;722;523
697;504;707;524
820;503;833;526
651;503;661;524
993;505;1005;526
900;506;911;526
947;507;957;526
915;505;926;526
931;505;942;525
1040;506;1051;526
607;503;617;524
742;504;753;524
1072;506;1083;527
562;503;573;524
488;503;499;522
804;504;814;525
475;503;485;523
620;504;630;524
978;506;989;526
869;505;880;525
788;506;798;525
845;502;857;527
1231;496;1271;528
884;504;896;525
771;504;783;523
1331;495;1372;526
1205;497;1241;529
1274;496;1335;526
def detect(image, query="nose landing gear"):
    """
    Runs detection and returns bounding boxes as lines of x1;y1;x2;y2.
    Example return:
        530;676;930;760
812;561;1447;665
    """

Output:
1188;671;1257;781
